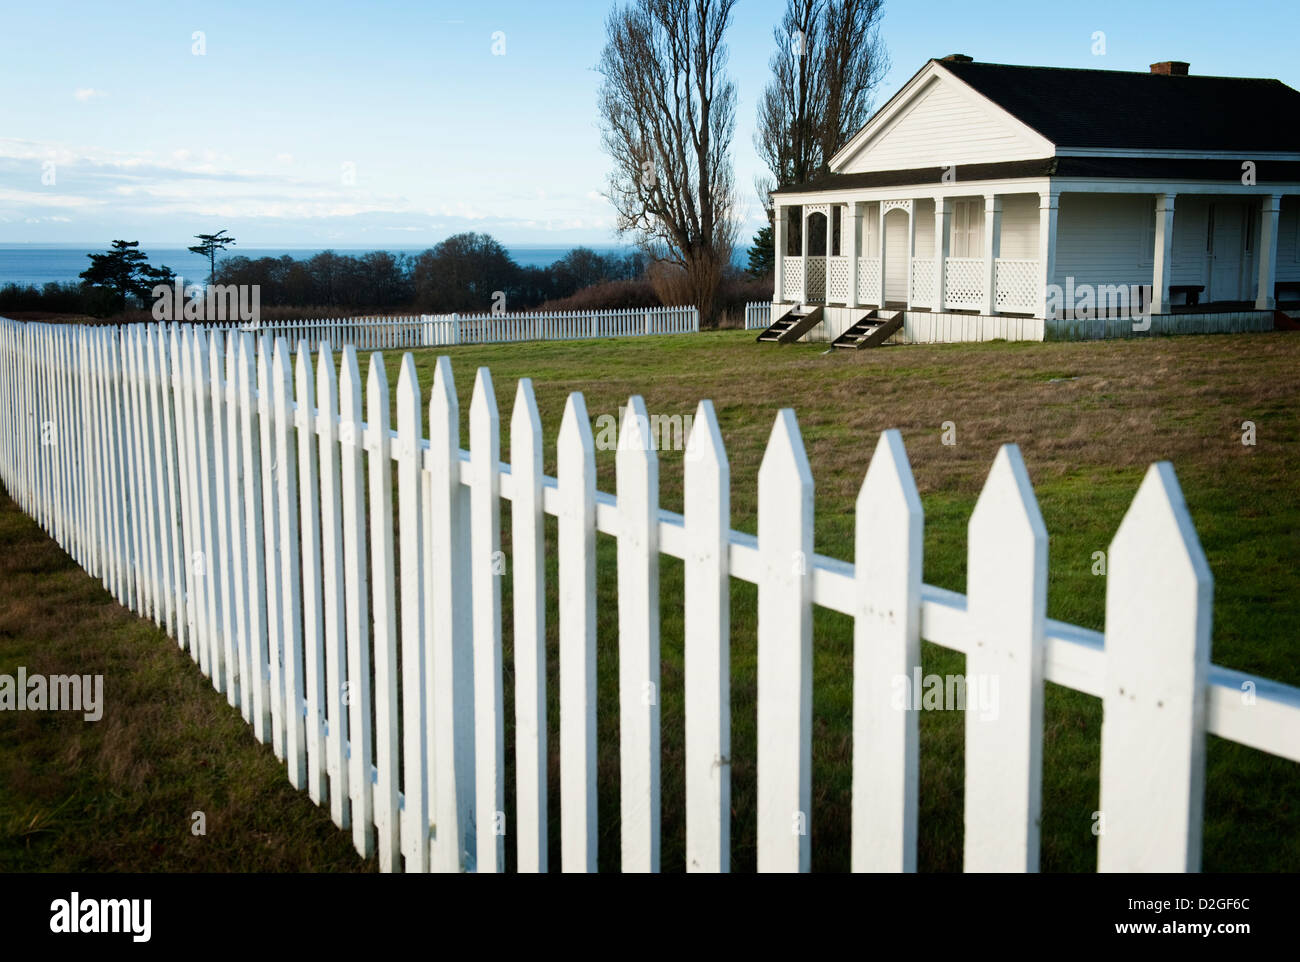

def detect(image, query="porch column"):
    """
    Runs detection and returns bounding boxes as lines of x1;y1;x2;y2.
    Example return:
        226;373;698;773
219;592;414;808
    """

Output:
905;203;918;307
774;203;785;302
934;197;951;312
1151;193;1176;315
982;193;1002;316
1036;191;1060;319
1256;194;1282;310
877;202;887;307
846;202;860;308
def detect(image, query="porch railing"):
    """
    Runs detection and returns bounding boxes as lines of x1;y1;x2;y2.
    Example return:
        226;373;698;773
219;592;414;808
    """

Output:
995;259;1040;314
910;259;935;309
826;256;851;303
783;256;804;302
858;257;881;306
944;257;984;311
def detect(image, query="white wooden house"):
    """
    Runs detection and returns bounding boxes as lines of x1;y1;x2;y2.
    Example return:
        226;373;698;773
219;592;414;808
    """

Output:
766;56;1300;345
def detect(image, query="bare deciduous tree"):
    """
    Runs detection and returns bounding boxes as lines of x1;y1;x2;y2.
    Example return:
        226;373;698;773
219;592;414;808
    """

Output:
756;0;890;191
598;0;739;324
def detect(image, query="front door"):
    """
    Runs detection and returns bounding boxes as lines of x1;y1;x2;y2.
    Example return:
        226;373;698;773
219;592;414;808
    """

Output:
883;209;909;304
1207;202;1247;302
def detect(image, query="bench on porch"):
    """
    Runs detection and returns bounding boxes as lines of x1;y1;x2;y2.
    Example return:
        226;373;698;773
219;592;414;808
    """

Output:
1169;285;1204;306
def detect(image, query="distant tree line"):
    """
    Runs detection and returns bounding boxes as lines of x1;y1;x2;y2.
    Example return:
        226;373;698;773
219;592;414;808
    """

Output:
211;233;648;313
0;233;652;318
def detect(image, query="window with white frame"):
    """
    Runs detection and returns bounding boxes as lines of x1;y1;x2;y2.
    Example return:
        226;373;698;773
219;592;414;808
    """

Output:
951;200;984;257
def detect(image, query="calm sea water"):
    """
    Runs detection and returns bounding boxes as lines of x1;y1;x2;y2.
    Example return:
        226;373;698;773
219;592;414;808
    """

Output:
0;244;634;287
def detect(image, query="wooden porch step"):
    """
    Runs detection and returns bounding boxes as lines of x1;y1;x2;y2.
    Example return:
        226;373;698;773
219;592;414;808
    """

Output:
831;309;904;349
756;305;824;344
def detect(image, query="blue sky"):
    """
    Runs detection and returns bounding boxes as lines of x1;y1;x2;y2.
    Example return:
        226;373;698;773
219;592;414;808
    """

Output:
1;0;1297;248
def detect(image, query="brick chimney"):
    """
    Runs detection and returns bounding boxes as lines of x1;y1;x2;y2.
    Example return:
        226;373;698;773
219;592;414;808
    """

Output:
942;54;973;63
1150;61;1190;76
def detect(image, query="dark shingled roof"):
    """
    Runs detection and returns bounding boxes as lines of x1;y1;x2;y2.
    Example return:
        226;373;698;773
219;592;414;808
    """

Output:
771;156;1300;197
938;60;1300;152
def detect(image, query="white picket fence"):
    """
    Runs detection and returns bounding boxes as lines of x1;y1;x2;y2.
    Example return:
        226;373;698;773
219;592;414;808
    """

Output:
200;305;698;352
2;315;1298;873
744;302;772;330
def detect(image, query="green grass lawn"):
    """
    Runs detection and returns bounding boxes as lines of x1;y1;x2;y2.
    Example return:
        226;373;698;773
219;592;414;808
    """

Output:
3;327;1298;871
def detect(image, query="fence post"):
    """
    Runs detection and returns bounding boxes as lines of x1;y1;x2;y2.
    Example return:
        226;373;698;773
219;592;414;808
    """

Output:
1099;462;1212;871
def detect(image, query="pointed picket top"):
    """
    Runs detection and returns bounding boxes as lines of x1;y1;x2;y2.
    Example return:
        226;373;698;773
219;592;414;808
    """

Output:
856;430;922;531
684;399;727;475
396;353;422;447
1099;460;1213;872
209;328;226;388
316;343;338;413
295;342;315;427
430;355;459;435
558;392;596;485
470;367;500;459
1109;461;1213;604
757;408;813;495
618;394;657;465
273;336;295;397
511;377;542;459
367;353;390;430
969;444;1047;557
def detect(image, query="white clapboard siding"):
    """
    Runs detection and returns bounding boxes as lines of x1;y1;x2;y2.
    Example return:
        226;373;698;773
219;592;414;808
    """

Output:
756;409;814;873
617;395;661;872
2;315;1299;876
470;368;505;873
510;378;547;873
964;445;1047;872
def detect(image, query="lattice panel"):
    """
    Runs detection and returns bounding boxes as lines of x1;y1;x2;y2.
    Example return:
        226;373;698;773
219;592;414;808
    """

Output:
910;259;934;308
858;257;881;305
944;257;984;310
826;256;851;302
805;256;826;302
783;256;804;301
995;259;1039;313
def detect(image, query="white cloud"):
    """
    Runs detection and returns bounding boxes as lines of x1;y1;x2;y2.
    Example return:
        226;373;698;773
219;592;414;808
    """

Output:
73;88;107;102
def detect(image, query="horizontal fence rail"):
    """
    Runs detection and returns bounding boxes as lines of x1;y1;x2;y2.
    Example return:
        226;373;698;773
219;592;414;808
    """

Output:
2;315;1298;873
195;306;699;353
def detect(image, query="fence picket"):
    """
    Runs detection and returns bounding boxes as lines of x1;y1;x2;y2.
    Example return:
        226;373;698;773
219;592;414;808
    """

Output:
257;337;286;759
684;399;729;873
427;356;472;872
274;339;308;788
617;395;660;872
1099;462;1212;871
510;378;547;873
851;429;922;872
296;343;328;803
317;343;351;830
396;353;430;872
964;444;1047;872
756;409;814;873
558;392;598;872
366;353;401;872
339;346;375;859
470;368;505;873
238;333;272;742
